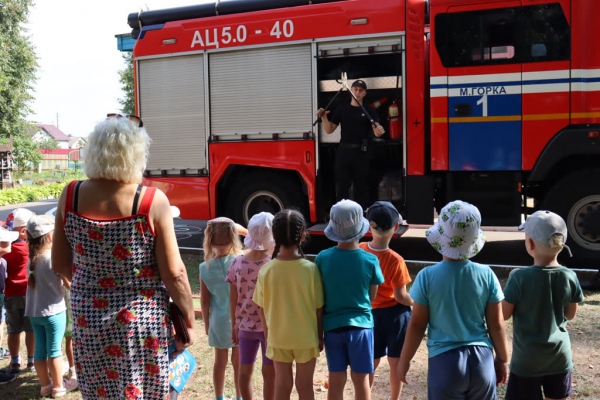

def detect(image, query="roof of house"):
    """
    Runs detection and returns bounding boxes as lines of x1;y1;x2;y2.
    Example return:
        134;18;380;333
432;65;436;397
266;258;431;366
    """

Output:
68;137;86;147
34;124;70;141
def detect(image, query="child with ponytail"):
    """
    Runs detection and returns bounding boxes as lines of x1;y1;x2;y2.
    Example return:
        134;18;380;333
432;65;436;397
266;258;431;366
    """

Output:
200;217;243;400
25;216;78;397
252;210;324;400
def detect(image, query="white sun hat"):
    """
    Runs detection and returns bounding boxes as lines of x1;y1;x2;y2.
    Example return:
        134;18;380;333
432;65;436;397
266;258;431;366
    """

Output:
0;228;19;243
426;200;486;260
324;199;370;243
244;212;275;250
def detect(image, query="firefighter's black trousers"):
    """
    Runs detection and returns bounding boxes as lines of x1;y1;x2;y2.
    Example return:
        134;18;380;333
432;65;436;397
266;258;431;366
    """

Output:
335;145;369;209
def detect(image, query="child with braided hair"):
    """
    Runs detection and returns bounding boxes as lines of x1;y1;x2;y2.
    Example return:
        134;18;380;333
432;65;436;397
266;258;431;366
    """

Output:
252;210;324;400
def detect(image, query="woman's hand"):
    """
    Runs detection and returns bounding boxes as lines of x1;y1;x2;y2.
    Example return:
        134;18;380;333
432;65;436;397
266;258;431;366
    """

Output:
204;321;209;336
171;326;195;358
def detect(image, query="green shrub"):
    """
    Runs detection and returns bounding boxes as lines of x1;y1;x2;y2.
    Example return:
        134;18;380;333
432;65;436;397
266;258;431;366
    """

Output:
0;182;69;206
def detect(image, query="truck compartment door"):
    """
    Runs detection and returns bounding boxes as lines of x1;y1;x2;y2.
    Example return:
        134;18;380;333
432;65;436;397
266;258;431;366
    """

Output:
209;44;313;141
138;54;208;175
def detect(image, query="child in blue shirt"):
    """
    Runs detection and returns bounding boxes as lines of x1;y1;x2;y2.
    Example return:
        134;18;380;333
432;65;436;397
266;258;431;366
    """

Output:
315;200;384;400
398;200;509;400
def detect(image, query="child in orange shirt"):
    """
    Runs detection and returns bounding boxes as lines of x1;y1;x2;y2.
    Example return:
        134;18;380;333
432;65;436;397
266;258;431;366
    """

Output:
360;201;413;400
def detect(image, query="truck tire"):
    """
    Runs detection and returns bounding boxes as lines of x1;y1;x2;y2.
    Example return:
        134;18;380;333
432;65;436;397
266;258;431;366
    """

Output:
228;171;308;226
541;168;600;267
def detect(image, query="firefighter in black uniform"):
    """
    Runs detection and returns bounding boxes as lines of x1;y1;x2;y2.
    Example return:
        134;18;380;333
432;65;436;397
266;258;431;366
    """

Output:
316;79;385;209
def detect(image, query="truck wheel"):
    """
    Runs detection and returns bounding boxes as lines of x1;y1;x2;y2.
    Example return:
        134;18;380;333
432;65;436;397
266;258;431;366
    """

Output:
542;168;600;266
228;172;307;226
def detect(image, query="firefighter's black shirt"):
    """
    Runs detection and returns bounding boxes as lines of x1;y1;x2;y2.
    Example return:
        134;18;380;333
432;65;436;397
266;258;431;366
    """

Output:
330;103;379;144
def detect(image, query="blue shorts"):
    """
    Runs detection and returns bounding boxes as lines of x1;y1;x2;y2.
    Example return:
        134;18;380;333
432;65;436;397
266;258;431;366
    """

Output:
428;345;497;400
372;303;411;359
324;327;374;374
30;311;66;360
1;305;5;323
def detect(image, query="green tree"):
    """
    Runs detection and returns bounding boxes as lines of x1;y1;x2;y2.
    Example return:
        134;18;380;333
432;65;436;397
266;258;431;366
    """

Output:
37;137;58;150
12;133;43;172
0;0;38;138
118;52;135;115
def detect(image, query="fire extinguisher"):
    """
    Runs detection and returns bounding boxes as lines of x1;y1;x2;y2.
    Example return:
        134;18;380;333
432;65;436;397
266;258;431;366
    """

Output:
388;98;402;141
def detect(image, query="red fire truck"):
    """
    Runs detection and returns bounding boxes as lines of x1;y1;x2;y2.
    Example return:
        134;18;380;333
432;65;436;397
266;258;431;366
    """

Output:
128;0;600;265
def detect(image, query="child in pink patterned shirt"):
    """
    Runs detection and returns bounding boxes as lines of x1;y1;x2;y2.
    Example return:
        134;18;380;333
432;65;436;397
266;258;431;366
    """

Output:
227;212;275;400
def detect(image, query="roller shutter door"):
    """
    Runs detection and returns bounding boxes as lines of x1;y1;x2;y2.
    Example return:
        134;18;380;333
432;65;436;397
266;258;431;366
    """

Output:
210;44;312;140
138;54;206;172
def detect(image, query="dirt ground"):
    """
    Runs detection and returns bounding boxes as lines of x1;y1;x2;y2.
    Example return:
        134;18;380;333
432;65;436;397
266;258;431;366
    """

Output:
1;255;598;399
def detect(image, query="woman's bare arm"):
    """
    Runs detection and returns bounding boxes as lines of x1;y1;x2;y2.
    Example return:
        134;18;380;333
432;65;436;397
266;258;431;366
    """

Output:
151;189;196;350
52;185;74;280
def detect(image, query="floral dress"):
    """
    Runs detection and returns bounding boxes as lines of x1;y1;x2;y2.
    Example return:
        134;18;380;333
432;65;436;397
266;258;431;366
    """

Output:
64;181;171;400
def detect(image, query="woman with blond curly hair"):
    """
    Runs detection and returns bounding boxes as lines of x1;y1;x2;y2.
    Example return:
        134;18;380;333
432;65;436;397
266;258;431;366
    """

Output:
51;114;195;400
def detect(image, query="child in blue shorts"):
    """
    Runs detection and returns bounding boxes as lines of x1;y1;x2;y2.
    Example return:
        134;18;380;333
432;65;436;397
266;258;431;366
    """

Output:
398;200;509;400
502;211;584;400
361;202;413;400
316;200;384;400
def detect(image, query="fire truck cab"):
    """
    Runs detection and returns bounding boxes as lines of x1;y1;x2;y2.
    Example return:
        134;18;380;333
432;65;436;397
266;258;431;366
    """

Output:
129;0;600;266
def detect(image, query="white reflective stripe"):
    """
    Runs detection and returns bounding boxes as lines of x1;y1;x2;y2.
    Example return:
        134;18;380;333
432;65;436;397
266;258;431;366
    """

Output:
572;82;600;92
522;83;570;94
448;85;521;97
430;88;447;97
522;70;569;80
572;69;600;79
449;72;520;85
430;76;447;85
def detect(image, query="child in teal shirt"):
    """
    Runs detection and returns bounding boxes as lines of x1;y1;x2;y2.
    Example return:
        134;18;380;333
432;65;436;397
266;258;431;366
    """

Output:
199;217;243;400
399;200;508;400
316;200;384;400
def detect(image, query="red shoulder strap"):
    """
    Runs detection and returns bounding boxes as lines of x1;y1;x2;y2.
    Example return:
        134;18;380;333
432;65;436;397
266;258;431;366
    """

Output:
139;187;157;215
65;180;79;212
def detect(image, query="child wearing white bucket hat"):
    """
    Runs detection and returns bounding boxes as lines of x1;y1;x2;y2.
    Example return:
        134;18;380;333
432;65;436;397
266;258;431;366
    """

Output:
316;200;384;400
226;212;275;400
398;200;509;400
502;211;584;400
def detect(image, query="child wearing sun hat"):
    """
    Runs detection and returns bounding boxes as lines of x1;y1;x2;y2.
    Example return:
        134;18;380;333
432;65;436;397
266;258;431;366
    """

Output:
398;200;509;400
315;199;384;400
226;212;276;400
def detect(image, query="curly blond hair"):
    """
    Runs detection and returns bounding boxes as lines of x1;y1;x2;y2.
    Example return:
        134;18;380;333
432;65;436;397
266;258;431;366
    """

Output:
84;117;151;183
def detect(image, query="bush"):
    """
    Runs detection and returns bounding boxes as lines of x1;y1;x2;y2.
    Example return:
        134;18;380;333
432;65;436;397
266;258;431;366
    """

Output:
0;182;69;206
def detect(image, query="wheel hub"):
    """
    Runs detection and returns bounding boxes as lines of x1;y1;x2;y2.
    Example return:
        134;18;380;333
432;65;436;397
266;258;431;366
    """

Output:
243;191;284;225
569;195;600;250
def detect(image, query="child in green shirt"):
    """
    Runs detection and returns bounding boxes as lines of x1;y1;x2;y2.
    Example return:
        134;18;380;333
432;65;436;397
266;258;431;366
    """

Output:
502;211;584;400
